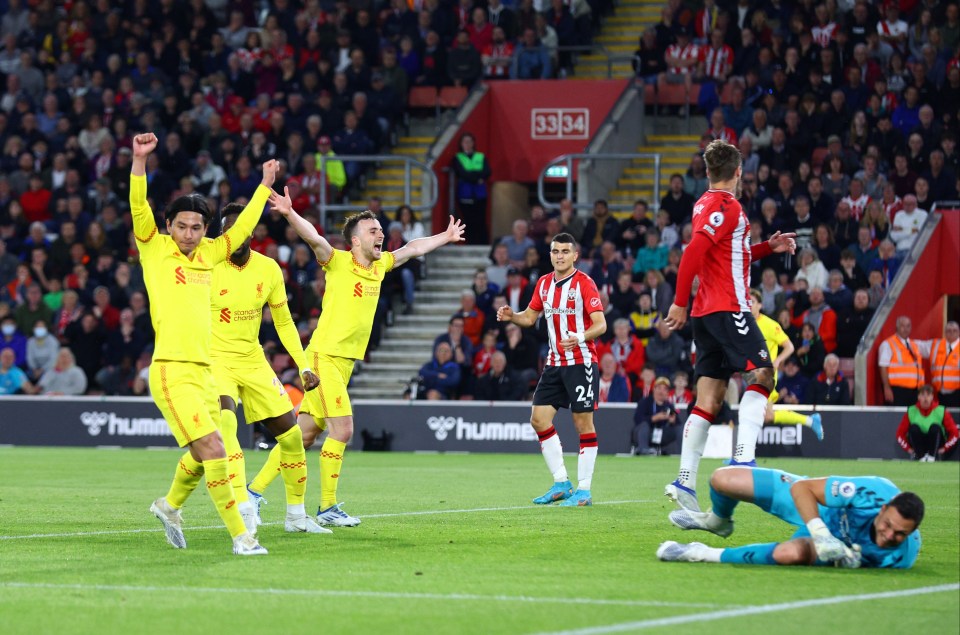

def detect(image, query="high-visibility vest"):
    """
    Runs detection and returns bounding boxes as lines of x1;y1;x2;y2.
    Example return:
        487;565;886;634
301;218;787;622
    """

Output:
884;335;924;389
907;405;946;434
930;339;960;393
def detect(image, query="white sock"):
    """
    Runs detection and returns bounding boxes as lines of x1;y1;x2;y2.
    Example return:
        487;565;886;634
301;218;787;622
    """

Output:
734;387;769;463
702;546;723;562
577;432;598;491
538;426;568;482
286;503;306;517
238;500;255;514
677;408;713;490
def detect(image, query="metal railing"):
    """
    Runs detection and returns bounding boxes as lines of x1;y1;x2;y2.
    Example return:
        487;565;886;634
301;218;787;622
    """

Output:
853;202;956;405
317;154;438;229
536;152;662;213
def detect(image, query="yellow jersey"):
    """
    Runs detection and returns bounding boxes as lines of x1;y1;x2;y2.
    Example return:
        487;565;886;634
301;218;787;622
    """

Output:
131;174;269;364
307;249;395;360
756;312;790;381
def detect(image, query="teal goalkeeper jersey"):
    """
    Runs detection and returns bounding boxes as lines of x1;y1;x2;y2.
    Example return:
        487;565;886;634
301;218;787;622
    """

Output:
818;476;921;569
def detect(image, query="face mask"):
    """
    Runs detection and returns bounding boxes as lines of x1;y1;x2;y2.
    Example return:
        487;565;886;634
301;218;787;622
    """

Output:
1;324;14;336
34;327;48;338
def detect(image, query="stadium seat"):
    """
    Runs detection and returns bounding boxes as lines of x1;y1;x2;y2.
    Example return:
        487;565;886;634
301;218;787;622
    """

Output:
718;82;735;105
408;86;439;110
439;86;469;110
655;84;688;106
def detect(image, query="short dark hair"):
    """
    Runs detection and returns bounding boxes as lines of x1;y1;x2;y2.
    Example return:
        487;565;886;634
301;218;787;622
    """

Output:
164;194;212;226
551;232;577;247
342;210;378;242
888;491;924;528
219;202;244;232
703;139;742;182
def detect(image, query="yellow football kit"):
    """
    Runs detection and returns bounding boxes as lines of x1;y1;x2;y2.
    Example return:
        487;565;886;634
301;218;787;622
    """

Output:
132;174;269;446
756;312;789;404
210;250;308;423
299;248;395;419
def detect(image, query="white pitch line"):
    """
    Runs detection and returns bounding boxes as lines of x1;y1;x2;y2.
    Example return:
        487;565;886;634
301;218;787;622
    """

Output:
0;582;728;610
0;499;653;541
532;583;960;635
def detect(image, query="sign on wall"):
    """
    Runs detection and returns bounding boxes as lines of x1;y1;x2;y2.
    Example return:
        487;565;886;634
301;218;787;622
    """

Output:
531;108;590;140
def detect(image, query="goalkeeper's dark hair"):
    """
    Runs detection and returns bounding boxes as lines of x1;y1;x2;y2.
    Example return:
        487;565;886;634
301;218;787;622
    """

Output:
343;210;378;242
164;194;213;226
219;202;245;233
551;232;577;248
889;492;924;528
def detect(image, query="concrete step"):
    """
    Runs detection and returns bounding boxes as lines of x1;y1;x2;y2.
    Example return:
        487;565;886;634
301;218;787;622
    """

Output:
352;374;418;387
394;314;457;329
596;34;641;43
383;325;444;339
647;134;701;143
369;349;435;363
618;177;673;186
349;385;408;399
376;339;441;352
416;290;466;302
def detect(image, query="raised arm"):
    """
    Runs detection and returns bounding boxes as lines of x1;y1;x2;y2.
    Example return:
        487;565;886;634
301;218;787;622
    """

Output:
129;133;159;244
269;186;333;264
391;215;466;268
267;268;319;391
217;160;277;263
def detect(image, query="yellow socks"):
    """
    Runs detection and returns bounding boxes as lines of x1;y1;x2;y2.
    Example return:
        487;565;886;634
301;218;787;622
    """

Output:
249;443;282;495
165;452;204;509
773;410;809;426
219;409;248;504
204;457;246;538
320;438;346;510
276;425;307;505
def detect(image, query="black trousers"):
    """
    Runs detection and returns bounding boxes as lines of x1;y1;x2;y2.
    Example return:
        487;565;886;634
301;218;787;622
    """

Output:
908;425;944;459
632;422;679;455
457;199;488;245
891;386;919;407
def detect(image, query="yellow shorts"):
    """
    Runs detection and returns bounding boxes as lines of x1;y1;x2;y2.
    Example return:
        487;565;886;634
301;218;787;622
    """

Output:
212;356;293;424
299;351;355;420
149;361;220;447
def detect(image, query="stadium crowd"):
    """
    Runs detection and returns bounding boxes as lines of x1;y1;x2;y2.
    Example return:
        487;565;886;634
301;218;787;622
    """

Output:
0;0;957;413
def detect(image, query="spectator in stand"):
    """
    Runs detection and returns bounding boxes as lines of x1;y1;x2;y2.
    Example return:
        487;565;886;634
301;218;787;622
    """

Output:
419;341;461;401
668;370;693;409
631;228;669;280
475;350;526;401
447;30;483;88
794;248;828;291
37;347;87;396
580;199;619;259
879;316;932;407
660;174;695;228
796;322;826;379
831;199;860;248
836;289;875;359
812;224;841;272
454;289;485;347
434;315;474;382
740;108;774;151
757;267;785;317
0;316;27;368
896;384;959;462
629;292;659;345
645;319;686;377
486;243;510;290
658;25;699;98
644;269;674;318
809;354;851;406
482;26;514;80
861;201;891;245
588;240;623;296
609;270;638;317
0;346;34;395
841;178;872;223
500;219;535;267
929;321;960;408
471;330;499;378
683;153;708;199
598;352;630;404
823;270;853;313
796;287;838;354
777;356;810;406
706;108;738;146
632;376;678;455
633;29;665;84
25;318;58;381
502;320;539;386
839;249;869;292
510;27;551;79
472;268;500;320
596;318;645;384
554;198;585;242
14;284;52;336
503;266;532;313
889;195;928;259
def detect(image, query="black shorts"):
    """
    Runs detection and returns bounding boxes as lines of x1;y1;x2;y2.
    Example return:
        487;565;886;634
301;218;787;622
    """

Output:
532;363;600;413
692;311;772;381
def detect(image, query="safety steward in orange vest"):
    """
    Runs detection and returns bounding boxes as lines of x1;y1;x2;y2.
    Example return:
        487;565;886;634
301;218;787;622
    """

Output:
879;316;931;406
929;321;960;408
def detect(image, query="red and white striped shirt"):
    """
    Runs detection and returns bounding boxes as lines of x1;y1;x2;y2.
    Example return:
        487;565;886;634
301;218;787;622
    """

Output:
811;22;836;48
841;194;871;221
883;196;903;223
666;43;700;74
528;269;602;367
690;189;752;317
700;44;733;80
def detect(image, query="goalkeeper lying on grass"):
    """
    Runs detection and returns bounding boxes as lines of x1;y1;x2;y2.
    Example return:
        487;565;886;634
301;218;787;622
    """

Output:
658;466;923;569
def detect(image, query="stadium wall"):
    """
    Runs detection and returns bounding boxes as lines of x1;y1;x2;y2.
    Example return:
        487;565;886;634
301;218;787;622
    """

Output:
1;397;955;461
431;79;630;233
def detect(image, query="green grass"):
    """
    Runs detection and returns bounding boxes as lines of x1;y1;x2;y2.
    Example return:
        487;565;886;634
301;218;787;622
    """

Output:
0;448;957;635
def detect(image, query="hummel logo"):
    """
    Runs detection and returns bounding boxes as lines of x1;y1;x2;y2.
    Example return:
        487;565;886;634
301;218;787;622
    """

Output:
733;312;748;335
220;289;228;295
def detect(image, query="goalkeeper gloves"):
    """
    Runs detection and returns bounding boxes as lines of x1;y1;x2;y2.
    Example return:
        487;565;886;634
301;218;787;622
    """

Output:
806;518;855;563
834;544;862;569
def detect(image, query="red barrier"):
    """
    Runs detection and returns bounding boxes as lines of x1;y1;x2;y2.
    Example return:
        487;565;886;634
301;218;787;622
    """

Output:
864;209;960;404
432;79;629;233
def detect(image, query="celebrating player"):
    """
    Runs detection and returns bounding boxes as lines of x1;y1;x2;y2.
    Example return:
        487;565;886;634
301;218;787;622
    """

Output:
247;188;465;526
659;466;923;569
133;132;271;555
663;139;797;513
748;288;823;438
210;203;328;536
497;233;606;507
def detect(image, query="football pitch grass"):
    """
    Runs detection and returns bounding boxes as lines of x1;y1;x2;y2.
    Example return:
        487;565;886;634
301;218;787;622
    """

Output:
1;448;957;635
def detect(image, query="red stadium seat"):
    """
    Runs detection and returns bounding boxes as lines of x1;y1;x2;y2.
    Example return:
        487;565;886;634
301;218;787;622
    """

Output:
439;86;469;109
408;86;438;109
656;84;688;106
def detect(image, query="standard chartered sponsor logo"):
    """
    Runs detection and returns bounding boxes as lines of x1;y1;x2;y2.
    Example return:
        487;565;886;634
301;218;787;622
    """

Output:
426;416;537;442
80;411;172;437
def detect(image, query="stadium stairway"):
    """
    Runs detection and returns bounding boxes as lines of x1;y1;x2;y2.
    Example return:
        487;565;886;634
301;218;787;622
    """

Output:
607;133;701;215
574;0;659;79
349;245;491;399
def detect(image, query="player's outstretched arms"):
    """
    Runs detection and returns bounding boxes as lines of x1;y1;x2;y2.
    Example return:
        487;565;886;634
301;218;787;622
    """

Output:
218;160;276;262
269;187;333;264
392;215;466;267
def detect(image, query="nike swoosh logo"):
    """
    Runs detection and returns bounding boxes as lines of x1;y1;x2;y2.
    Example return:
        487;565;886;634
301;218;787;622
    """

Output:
220;290;228;295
